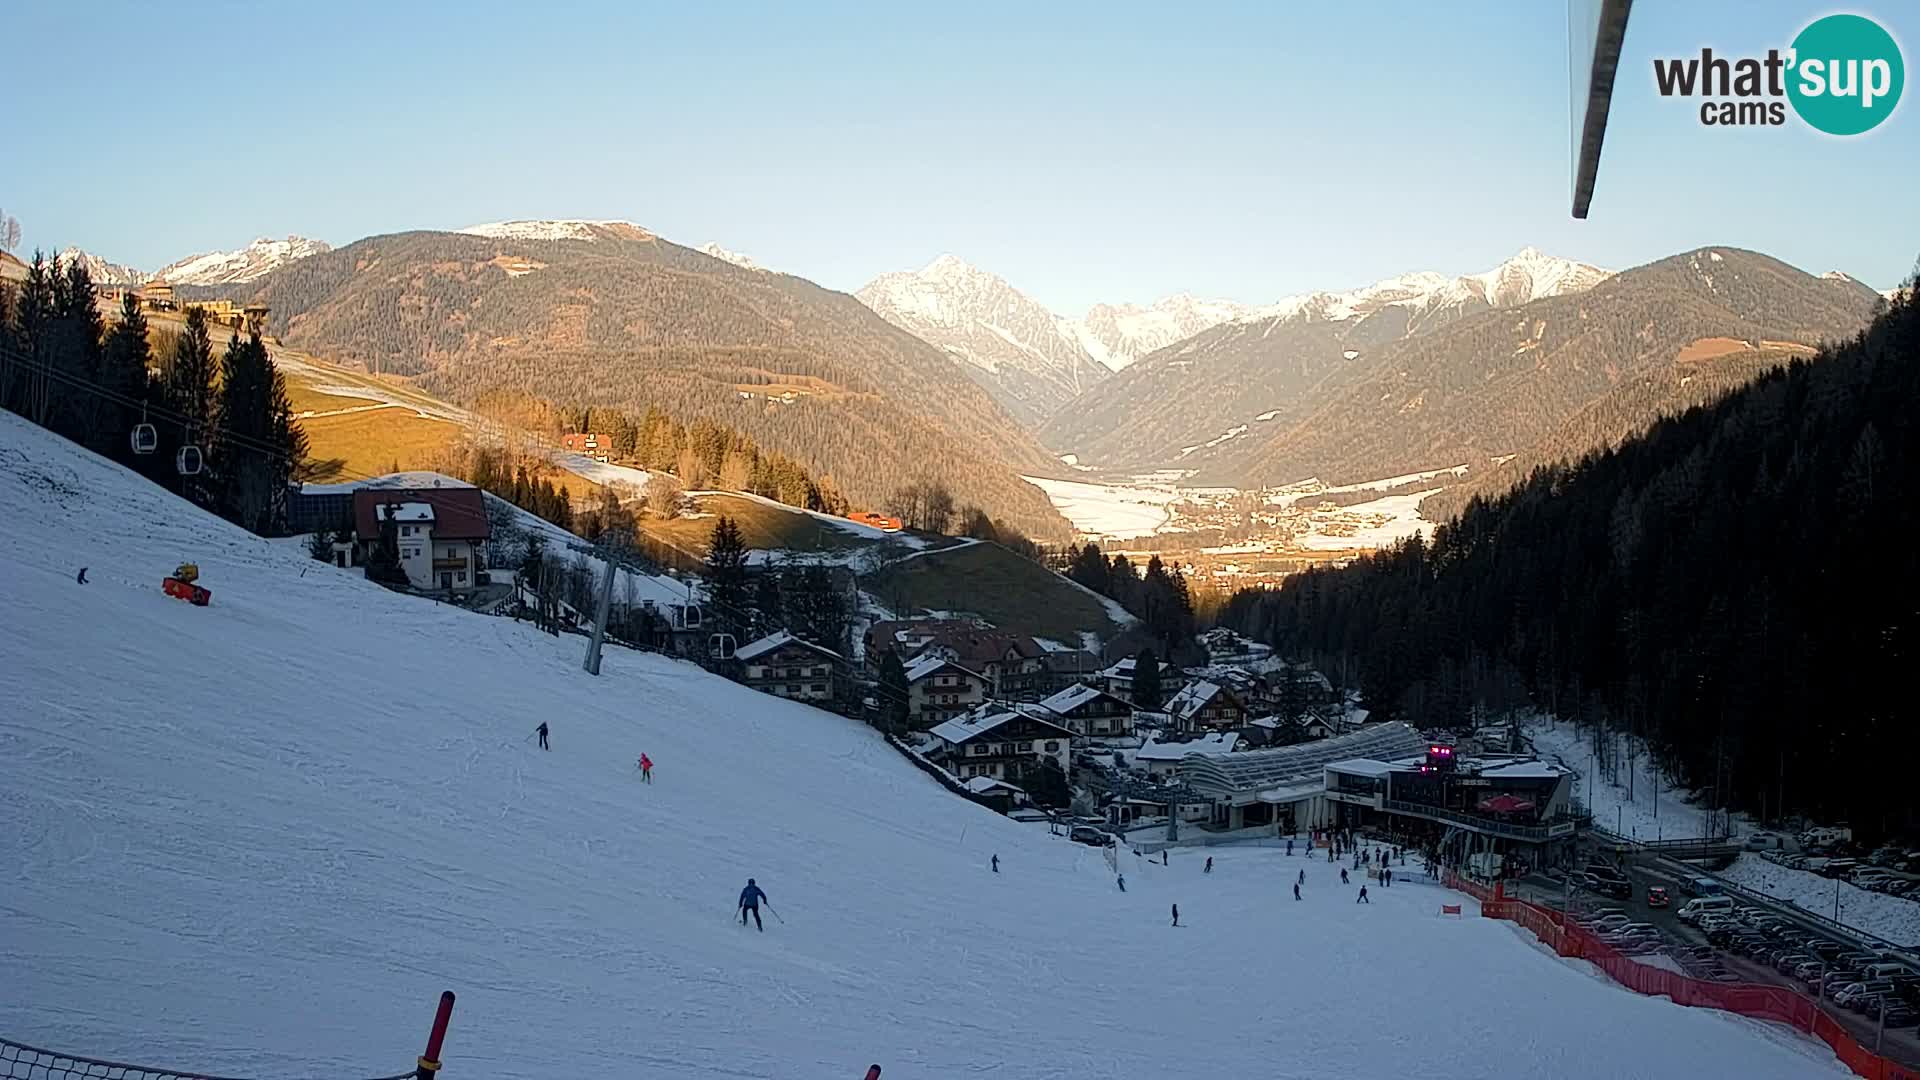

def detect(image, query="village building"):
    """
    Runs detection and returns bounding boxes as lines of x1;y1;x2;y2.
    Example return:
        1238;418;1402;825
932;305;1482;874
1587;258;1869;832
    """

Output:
1322;744;1582;871
1133;731;1244;778
1164;679;1250;733
1098;655;1177;703
867;618;1049;701
734;631;845;704
349;487;491;592
560;433;611;462
1178;721;1429;835
925;707;1074;786
904;655;990;728
1035;683;1135;738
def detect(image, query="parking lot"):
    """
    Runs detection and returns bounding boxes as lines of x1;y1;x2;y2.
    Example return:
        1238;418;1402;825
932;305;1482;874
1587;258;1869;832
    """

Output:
1503;844;1920;1070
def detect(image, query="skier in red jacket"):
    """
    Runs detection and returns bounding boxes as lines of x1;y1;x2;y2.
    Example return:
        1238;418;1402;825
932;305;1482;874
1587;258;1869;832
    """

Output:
639;754;653;783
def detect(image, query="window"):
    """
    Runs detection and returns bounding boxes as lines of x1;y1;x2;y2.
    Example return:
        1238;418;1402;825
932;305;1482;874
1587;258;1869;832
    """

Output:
1045;741;1059;752
787;684;801;694
970;745;987;756
400;525;413;537
810;684;826;693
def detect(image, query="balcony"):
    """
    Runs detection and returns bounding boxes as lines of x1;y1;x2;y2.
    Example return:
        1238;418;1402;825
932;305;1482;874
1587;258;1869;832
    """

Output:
432;557;470;572
1381;798;1586;842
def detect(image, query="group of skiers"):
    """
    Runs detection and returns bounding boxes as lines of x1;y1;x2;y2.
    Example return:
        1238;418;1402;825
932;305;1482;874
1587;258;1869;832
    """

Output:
525;724;783;932
527;723;653;784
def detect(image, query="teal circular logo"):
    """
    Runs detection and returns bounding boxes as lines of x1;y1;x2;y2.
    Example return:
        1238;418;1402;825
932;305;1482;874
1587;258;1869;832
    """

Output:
1788;14;1904;135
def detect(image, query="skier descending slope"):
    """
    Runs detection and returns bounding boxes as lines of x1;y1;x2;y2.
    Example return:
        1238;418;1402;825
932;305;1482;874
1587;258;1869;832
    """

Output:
738;878;768;930
534;722;549;750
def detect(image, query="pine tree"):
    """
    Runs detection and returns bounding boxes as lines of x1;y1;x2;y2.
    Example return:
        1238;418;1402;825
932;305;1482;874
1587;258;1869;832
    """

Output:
1066;542;1109;595
1132;647;1164;711
878;649;911;734
100;291;153;465
753;565;785;636
163;307;218;504
707;514;751;642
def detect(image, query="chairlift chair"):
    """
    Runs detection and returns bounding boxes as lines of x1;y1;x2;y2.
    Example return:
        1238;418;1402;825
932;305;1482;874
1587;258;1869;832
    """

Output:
176;444;203;476
130;422;157;455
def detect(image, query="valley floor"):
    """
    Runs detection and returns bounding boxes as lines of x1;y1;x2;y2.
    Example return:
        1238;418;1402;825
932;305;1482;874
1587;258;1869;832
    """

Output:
0;411;1852;1079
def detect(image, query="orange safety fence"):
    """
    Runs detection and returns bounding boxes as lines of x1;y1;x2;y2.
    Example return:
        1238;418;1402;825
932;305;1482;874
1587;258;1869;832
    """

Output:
1451;875;1919;1080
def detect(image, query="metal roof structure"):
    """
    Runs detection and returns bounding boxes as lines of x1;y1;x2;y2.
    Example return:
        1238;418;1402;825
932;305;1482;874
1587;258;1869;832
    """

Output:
1180;722;1427;799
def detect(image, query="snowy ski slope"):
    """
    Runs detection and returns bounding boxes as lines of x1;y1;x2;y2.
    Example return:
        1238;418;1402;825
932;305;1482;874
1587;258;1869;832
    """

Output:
0;412;1849;1079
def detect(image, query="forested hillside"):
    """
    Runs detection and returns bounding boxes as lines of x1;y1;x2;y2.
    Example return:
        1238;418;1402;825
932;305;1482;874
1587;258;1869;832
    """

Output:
221;227;1070;540
1221;277;1918;837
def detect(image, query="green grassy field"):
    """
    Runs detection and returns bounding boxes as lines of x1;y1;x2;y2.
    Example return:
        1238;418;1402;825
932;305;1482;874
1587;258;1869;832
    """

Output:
865;540;1127;645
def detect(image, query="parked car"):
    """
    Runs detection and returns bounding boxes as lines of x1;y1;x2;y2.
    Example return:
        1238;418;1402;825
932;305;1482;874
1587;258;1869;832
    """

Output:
1882;1002;1919;1028
1822;859;1860;879
1839;980;1897;1011
1577;907;1628;925
1747;831;1784;850
1647;885;1671;908
1776;952;1819;975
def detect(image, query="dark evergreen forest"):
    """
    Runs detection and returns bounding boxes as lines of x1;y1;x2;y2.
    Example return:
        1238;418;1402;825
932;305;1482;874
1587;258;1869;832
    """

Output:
1221;278;1918;838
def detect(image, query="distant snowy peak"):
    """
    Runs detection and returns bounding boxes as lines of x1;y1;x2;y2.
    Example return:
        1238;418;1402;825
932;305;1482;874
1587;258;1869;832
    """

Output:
1236;248;1611;330
56;247;148;287
854;255;1107;425
457;219;653;242
155;236;331;286
696;242;766;272
1072;294;1259;371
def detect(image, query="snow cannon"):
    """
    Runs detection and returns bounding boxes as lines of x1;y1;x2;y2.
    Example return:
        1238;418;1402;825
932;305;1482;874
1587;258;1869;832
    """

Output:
163;564;211;606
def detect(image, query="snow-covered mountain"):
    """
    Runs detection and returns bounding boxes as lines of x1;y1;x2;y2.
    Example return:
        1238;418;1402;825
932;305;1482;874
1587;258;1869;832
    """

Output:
856;255;1108;428
155;236;331;286
56;247;148;287
1234;248;1613;338
1040;248;1617;472
696;242;766;272
1070;294;1257;372
457;219;653;242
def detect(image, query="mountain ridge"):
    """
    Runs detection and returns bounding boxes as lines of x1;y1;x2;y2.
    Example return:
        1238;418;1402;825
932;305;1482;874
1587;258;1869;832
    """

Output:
226;225;1073;540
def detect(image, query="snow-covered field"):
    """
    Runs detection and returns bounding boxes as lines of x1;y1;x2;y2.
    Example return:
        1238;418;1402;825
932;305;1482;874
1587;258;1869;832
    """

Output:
0;412;1852;1079
1292;490;1441;552
1021;474;1177;538
1527;715;1722;842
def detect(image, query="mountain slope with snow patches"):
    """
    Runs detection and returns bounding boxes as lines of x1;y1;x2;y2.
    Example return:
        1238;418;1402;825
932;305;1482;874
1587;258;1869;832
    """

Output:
155;236;331;286
0;413;1853;1080
856;255;1109;427
55;246;149;286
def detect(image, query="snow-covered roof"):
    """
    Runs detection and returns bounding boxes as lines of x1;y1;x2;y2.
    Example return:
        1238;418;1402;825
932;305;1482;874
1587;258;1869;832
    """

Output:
735;631;843;663
1478;760;1570;781
962;776;1024;795
1166;680;1226;722
928;709;1070;747
374;501;435;523
905;655;982;684
1136;732;1240;762
1038;683;1120;715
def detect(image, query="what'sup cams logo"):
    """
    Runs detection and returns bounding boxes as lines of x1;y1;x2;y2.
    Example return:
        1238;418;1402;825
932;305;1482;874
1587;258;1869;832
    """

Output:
1654;13;1903;134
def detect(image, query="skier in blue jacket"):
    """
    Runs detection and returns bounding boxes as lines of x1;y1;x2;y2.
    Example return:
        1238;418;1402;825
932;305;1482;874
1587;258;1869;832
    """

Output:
739;879;768;930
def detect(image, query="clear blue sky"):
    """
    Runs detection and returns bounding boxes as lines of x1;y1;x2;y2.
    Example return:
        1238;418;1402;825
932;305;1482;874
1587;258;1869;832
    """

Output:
7;0;1914;312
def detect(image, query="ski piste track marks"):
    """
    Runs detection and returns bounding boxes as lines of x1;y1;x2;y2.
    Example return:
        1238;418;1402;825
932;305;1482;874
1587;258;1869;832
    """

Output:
0;411;1854;1080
